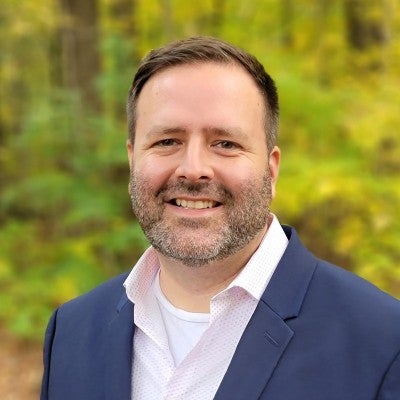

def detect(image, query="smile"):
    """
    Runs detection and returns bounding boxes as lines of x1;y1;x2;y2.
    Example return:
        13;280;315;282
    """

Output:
173;198;219;209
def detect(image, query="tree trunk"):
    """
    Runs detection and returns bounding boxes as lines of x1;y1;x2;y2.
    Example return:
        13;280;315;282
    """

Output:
160;0;174;41
344;0;389;71
109;0;136;38
316;0;334;85
107;0;138;120
209;0;226;36
280;0;294;48
60;0;101;112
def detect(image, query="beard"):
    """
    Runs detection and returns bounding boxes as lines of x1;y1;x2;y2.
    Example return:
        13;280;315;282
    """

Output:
129;169;273;267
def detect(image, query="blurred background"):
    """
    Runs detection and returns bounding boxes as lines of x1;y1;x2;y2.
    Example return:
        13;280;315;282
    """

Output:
1;0;399;398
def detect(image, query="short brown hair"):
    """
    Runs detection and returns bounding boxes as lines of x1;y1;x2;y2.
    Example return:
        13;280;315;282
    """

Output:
127;36;279;151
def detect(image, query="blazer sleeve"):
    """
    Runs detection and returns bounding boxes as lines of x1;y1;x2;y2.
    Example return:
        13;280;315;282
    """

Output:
40;309;58;400
377;349;400;400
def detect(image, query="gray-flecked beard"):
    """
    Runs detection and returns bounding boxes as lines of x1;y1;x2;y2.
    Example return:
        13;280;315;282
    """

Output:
129;171;272;267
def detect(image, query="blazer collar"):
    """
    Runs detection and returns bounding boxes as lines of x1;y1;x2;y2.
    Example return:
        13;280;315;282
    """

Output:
103;292;134;400
214;226;317;399
262;225;317;319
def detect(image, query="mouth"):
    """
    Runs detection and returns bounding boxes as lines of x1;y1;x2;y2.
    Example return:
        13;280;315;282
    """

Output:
169;198;220;209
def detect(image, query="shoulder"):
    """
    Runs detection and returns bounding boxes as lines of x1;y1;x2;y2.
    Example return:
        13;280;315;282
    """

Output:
306;258;400;346
62;272;129;308
313;259;400;314
281;225;400;333
54;272;131;326
282;225;400;319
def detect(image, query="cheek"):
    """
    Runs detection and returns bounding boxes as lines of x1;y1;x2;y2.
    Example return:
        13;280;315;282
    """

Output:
134;157;174;188
218;163;266;188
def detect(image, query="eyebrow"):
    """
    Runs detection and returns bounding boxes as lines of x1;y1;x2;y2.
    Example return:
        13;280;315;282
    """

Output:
204;126;247;140
146;126;188;138
146;125;247;140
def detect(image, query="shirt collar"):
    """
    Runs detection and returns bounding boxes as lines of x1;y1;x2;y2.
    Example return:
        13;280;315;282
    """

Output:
124;215;288;305
124;246;160;305
225;215;288;300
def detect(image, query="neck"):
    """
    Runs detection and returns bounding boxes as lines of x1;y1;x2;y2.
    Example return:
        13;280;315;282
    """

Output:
156;226;268;313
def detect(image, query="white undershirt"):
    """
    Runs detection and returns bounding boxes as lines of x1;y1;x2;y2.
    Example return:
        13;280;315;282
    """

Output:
153;272;210;366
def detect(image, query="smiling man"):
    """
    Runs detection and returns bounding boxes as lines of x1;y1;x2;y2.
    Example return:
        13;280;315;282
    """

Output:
41;37;400;400
128;61;279;274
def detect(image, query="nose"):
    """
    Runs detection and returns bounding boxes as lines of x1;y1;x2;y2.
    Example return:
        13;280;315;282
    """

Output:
174;141;214;182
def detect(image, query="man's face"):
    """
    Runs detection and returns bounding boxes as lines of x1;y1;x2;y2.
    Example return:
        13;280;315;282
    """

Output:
128;62;280;267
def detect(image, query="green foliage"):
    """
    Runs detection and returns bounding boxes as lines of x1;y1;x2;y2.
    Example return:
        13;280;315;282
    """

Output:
0;86;148;339
1;0;399;340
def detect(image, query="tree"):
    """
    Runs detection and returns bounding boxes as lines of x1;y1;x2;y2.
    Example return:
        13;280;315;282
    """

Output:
344;0;390;71
59;0;101;112
280;0;294;48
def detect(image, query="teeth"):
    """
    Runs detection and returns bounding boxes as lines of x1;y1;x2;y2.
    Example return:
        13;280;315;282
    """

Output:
175;199;215;209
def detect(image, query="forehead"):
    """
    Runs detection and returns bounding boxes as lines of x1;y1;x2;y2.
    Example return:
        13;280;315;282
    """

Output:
135;62;265;120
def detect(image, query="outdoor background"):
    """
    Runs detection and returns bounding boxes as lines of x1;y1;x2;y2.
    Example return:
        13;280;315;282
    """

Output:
1;0;399;398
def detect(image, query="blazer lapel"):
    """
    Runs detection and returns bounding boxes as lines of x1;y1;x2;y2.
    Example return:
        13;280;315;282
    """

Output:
214;300;294;400
103;293;135;400
215;227;317;399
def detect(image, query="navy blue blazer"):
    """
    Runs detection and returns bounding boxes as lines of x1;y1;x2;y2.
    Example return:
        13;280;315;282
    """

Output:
41;226;400;399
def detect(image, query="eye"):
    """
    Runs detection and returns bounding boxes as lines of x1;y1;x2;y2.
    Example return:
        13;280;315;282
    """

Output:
155;138;179;147
215;141;239;150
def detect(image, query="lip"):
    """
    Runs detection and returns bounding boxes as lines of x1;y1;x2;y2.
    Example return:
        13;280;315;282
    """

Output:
164;196;222;217
165;194;222;207
164;202;222;218
164;194;221;202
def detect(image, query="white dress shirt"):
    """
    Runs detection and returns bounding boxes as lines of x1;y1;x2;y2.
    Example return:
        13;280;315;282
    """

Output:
124;215;288;400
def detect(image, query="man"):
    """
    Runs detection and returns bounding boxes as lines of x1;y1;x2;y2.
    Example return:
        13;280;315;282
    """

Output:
41;37;400;399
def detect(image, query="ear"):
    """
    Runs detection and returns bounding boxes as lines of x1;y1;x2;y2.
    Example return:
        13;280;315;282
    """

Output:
127;139;134;169
268;146;281;199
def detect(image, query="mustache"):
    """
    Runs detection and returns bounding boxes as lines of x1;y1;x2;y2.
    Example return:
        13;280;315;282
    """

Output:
156;180;233;201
